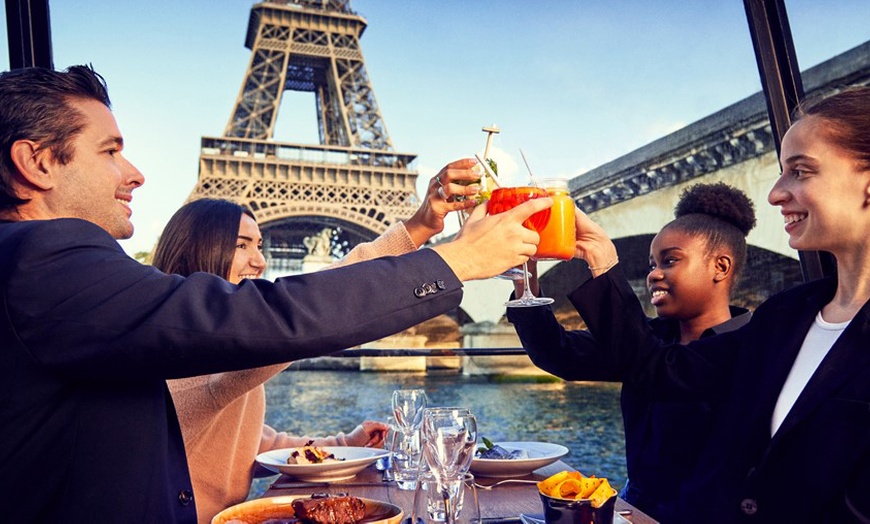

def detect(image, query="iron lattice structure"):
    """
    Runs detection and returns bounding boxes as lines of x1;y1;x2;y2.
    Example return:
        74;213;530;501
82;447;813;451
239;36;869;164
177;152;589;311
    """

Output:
188;0;419;277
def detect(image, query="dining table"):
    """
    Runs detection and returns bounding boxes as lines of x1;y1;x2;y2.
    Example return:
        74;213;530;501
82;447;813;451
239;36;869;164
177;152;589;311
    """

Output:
262;460;658;523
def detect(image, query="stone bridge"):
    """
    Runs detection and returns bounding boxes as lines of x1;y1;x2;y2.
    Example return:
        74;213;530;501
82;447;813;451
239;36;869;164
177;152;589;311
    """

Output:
456;40;870;329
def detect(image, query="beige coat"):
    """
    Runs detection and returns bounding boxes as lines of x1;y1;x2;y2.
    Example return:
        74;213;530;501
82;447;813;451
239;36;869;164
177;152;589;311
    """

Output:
168;223;418;523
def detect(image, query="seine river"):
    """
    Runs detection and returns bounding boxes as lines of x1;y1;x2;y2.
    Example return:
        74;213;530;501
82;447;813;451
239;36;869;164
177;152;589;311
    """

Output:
258;369;627;495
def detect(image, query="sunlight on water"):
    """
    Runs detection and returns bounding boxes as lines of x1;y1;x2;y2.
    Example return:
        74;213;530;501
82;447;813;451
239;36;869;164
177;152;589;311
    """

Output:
260;370;627;495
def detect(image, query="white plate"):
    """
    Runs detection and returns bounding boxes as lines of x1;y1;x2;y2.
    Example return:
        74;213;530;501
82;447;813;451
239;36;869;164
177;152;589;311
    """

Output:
470;441;569;478
211;495;403;524
256;446;389;482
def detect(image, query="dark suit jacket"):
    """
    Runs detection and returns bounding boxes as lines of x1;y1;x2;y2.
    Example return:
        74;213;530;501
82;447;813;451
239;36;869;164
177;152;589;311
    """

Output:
572;265;870;523
0;218;463;523
508;294;750;523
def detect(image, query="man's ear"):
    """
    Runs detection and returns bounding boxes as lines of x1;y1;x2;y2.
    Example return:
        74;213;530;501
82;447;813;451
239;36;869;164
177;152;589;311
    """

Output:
713;254;733;283
10;139;56;191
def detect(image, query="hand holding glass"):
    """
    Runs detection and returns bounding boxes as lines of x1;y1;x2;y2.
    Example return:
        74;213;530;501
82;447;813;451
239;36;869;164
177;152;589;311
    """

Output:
488;186;554;307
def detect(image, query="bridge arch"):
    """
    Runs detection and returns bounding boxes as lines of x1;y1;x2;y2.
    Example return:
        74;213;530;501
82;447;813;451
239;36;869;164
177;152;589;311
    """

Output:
257;202;390;237
535;234;802;328
258;208;384;277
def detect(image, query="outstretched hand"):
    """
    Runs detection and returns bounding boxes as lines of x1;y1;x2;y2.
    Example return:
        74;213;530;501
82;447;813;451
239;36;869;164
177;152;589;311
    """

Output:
433;196;553;281
404;158;481;247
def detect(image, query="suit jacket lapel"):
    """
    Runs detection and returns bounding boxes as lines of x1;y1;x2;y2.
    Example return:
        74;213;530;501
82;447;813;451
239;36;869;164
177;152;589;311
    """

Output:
772;300;870;440
752;288;825;430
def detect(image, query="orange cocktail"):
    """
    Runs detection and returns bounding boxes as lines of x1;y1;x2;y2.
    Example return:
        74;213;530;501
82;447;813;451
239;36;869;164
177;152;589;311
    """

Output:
488;186;551;231
488;185;554;307
535;178;576;260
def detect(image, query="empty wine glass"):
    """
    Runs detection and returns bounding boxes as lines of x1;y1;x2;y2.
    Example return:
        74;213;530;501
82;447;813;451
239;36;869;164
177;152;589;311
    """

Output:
421;407;478;524
392;389;428;435
421;407;477;480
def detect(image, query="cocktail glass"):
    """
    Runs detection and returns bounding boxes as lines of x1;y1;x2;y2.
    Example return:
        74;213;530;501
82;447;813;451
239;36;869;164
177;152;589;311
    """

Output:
488;186;555;307
533;177;576;261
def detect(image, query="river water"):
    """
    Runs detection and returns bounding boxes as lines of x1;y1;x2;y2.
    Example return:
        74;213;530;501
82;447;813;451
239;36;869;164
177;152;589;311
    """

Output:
260;369;627;494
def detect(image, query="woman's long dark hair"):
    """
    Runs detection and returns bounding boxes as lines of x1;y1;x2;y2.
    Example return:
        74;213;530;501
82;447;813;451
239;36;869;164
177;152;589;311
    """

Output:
152;198;255;279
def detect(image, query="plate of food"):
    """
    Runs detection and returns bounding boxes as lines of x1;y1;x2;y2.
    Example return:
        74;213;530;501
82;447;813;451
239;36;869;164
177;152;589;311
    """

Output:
256;442;390;482
211;494;403;524
470;440;569;478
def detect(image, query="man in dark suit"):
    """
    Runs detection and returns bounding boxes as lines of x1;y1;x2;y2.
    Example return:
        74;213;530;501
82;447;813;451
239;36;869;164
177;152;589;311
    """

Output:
0;65;551;522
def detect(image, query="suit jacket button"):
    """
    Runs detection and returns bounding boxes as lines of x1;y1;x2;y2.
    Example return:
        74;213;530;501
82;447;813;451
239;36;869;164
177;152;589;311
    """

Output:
178;489;194;506
740;498;758;515
414;287;426;298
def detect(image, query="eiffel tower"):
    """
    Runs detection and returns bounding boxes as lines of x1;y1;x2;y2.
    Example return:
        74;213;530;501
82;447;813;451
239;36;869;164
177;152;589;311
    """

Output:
188;0;419;278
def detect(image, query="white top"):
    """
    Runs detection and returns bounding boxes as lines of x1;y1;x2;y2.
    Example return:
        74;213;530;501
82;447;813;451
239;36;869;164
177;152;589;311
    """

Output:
770;311;850;436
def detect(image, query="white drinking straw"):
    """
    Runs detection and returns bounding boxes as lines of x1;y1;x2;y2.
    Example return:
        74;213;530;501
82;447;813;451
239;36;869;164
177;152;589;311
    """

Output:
519;148;541;187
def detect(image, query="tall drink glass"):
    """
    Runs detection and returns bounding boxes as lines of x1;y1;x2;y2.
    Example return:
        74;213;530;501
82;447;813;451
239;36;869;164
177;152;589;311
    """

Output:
534;178;576;261
488;187;554;307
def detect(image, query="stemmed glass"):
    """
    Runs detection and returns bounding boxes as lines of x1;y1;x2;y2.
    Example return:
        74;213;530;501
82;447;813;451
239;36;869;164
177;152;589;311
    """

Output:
392;389;428;435
421;407;478;524
488;186;555;307
473;154;529;282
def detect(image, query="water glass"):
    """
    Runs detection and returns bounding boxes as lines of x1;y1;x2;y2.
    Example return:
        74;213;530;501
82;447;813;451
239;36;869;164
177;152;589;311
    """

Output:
390;426;423;490
412;472;480;524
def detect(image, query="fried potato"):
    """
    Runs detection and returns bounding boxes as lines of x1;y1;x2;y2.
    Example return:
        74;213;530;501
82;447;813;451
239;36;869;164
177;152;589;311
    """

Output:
537;470;572;494
588;479;617;508
553;478;583;498
577;477;604;499
538;470;615;508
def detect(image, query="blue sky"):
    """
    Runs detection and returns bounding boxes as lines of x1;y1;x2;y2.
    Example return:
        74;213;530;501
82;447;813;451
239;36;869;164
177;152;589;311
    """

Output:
2;1;868;255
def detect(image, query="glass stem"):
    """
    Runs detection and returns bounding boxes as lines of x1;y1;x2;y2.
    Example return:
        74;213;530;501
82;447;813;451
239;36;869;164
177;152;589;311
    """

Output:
520;262;534;300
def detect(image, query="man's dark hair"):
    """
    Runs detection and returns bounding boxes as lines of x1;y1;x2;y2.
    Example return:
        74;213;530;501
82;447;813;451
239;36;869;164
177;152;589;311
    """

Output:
0;64;111;211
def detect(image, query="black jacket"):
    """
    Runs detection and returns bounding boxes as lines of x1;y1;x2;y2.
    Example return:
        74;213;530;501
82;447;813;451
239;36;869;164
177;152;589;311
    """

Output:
0;218;462;523
570;265;869;523
508;286;750;523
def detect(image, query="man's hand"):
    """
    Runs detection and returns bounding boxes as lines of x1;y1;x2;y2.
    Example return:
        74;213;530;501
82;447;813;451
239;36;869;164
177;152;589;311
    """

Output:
433;196;553;281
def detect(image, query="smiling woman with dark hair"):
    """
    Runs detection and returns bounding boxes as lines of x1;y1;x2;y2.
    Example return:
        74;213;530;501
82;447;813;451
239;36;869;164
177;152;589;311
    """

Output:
154;198;393;523
153;199;253;279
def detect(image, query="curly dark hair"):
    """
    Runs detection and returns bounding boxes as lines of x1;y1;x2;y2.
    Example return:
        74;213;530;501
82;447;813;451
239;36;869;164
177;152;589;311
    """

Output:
665;182;757;281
